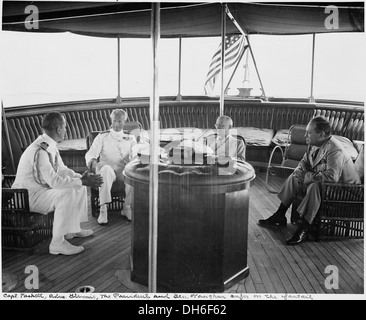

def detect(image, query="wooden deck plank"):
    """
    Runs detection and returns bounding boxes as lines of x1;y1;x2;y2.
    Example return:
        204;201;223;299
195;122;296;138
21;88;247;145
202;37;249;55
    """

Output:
2;172;363;295
239;250;267;293
304;241;363;293
319;241;363;293
333;240;364;271
45;244;130;292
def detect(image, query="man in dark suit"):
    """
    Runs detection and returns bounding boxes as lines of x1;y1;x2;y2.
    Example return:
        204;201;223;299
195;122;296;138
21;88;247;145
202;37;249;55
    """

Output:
258;116;361;245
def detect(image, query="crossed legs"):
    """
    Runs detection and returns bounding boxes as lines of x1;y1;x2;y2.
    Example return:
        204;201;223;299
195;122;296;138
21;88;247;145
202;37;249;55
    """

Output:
258;172;321;245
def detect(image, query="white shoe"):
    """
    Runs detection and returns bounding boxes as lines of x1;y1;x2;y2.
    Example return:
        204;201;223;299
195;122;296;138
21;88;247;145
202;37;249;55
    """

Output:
97;206;108;225
65;229;94;240
121;205;132;221
49;240;84;255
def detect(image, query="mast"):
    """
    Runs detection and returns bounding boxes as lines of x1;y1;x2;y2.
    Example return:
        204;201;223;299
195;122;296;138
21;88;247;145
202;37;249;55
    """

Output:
226;7;268;101
148;2;160;293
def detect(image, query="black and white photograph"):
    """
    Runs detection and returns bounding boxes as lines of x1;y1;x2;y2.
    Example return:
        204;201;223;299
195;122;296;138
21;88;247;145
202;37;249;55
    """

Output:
1;0;364;304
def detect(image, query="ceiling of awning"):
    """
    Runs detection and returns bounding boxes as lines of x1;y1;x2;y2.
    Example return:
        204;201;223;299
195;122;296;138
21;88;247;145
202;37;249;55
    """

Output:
2;1;364;38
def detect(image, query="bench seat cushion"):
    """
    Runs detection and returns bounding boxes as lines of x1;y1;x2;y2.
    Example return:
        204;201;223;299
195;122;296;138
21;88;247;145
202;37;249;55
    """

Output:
58;138;87;151
272;129;290;146
232;127;275;146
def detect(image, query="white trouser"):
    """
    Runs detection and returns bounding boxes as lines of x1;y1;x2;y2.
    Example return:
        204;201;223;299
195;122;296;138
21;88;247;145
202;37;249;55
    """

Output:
30;186;88;238
97;164;133;207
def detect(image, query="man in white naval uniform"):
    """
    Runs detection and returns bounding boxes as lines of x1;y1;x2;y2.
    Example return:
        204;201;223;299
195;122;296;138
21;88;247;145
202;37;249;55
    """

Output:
12;112;103;255
85;109;136;224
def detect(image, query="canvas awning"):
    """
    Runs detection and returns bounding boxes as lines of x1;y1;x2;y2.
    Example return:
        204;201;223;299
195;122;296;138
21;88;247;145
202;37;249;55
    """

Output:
2;1;364;38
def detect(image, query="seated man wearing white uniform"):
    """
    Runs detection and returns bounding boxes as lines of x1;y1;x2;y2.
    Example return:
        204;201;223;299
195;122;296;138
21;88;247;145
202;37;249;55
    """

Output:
206;115;246;161
85;109;136;224
12;112;103;256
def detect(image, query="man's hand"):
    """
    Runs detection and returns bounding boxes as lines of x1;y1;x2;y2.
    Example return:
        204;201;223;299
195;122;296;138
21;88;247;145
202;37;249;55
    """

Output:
81;171;103;189
304;171;315;186
88;158;98;174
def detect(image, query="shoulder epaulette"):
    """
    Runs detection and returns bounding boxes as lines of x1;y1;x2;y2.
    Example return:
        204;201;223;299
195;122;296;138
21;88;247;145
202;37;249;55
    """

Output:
40;142;49;151
99;130;110;135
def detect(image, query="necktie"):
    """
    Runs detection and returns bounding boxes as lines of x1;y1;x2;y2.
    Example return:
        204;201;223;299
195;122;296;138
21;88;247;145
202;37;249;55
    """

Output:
312;148;319;161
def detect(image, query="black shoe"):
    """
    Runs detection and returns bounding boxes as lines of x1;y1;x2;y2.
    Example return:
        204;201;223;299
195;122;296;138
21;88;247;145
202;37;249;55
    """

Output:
286;223;310;245
258;213;287;227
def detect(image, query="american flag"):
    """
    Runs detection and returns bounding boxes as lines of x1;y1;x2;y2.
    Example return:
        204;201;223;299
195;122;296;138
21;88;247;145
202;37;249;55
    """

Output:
204;35;247;96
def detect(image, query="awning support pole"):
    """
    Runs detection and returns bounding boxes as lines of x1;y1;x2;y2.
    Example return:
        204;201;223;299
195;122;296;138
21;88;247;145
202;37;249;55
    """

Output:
1;101;16;173
219;4;227;116
226;8;268;101
148;2;160;294
116;37;122;103
309;33;316;103
176;37;182;101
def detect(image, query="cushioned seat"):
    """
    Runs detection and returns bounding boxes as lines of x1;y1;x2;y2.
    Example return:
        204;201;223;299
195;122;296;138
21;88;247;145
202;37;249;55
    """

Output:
265;124;307;193
57;138;87;151
232;127;274;146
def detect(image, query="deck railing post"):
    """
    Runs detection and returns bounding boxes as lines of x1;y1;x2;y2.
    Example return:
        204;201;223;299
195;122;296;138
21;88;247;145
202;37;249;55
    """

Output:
1;101;16;173
176;37;183;101
309;33;316;103
116;37;122;103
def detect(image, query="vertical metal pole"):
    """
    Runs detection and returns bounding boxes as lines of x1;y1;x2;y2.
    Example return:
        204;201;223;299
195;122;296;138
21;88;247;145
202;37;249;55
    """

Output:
149;2;160;293
219;4;226;116
1;101;16;173
176;37;182;100
309;33;316;103
116;37;122;103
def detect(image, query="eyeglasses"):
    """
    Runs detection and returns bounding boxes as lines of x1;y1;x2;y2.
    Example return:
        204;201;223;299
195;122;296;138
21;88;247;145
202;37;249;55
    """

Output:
215;124;228;129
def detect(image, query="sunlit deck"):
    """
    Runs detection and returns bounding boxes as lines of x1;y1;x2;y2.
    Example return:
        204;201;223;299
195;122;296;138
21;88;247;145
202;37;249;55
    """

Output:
2;173;364;294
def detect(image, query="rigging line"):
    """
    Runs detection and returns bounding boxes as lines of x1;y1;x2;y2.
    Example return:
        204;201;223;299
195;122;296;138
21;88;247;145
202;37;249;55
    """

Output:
225;44;248;95
3;2;213;26
225;7;268;101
